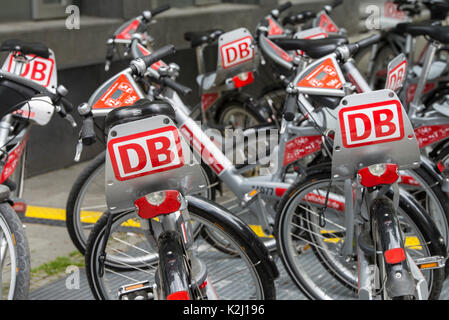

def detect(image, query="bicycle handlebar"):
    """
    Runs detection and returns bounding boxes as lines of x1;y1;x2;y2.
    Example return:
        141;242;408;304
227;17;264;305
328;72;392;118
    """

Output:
277;2;292;13
283;92;297;121
149;4;170;17
160;77;192;96
282;10;316;26
141;44;176;69
270;1;292;18
346;33;382;57
330;0;343;9
281;0;342;27
128;44;192;95
80;117;96;146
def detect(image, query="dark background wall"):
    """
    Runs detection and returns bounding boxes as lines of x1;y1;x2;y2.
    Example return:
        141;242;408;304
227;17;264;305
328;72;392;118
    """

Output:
0;0;362;177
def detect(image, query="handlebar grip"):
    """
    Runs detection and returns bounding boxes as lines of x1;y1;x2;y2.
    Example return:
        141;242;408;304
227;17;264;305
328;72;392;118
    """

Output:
161;77;192;96
106;43;115;61
277;1;292;13
142;44;176;68
331;0;343;9
150;4;170;17
348;33;381;56
356;33;381;50
283;93;297;121
60;97;73;114
81;117;96;146
282;10;316;25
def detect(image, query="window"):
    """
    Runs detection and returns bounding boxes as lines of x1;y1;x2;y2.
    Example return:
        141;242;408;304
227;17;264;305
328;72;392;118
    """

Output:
32;0;73;20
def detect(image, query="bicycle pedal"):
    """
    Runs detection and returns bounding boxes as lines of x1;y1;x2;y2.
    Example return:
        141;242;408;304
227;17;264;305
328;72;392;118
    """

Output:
118;280;154;300
414;256;446;270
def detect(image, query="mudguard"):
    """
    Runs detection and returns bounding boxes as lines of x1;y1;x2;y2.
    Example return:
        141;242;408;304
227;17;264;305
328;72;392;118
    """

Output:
304;163;446;257
186;195;279;280
419;155;444;183
387;187;446;257
371;197;415;298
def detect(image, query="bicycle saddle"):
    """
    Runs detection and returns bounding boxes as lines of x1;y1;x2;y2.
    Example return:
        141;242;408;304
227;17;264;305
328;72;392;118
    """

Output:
184;29;224;48
395;23;449;44
425;0;449;20
105;98;176;132
272;36;348;59
309;95;342;110
0;39;50;59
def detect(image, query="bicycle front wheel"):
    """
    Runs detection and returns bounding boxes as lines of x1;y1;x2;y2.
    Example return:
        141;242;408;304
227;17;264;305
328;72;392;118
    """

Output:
85;199;276;300
66;152;215;256
0;203;30;299
275;172;445;300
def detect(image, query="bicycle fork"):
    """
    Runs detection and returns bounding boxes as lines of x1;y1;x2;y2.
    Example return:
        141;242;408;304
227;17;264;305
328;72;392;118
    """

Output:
117;190;218;300
341;181;439;300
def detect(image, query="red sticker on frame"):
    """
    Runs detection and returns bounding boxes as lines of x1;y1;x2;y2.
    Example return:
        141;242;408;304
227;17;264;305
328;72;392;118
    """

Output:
317;12;339;33
297;58;343;89
92;74;140;109
116;19;140;40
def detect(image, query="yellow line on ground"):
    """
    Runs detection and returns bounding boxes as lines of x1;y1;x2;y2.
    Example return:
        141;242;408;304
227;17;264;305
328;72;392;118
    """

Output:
25;206;272;237
25;206;103;223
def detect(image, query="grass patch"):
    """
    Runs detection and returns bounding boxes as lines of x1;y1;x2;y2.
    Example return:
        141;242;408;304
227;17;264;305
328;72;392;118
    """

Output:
31;250;84;277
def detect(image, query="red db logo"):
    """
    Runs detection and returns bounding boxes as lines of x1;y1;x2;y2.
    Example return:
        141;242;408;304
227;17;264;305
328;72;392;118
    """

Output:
386;60;406;92
108;126;184;181
8;54;55;88
339;100;404;148
220;36;254;69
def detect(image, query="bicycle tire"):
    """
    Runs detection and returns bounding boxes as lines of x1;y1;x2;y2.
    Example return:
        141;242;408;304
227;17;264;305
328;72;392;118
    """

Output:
217;101;265;130
85;196;276;300
275;171;445;300
0;203;30;299
65;151;216;255
66;151;106;255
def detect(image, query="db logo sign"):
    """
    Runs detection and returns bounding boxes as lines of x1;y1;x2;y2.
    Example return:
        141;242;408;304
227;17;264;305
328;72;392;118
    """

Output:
108;126;184;181
7;54;55;88
339;100;404;148
386;56;407;92
384;1;406;20
220;36;254;69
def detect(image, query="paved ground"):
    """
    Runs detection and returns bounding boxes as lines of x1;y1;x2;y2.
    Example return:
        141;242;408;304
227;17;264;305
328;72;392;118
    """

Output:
22;161;88;271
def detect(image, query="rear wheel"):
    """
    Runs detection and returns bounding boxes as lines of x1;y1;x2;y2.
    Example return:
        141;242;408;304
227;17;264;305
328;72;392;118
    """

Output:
218;101;264;131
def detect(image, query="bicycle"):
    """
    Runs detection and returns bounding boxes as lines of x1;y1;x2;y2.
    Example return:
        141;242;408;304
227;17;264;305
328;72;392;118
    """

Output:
66;27;449;280
274;34;447;299
101;3;267;132
0;39;75;299
82;45;278;300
